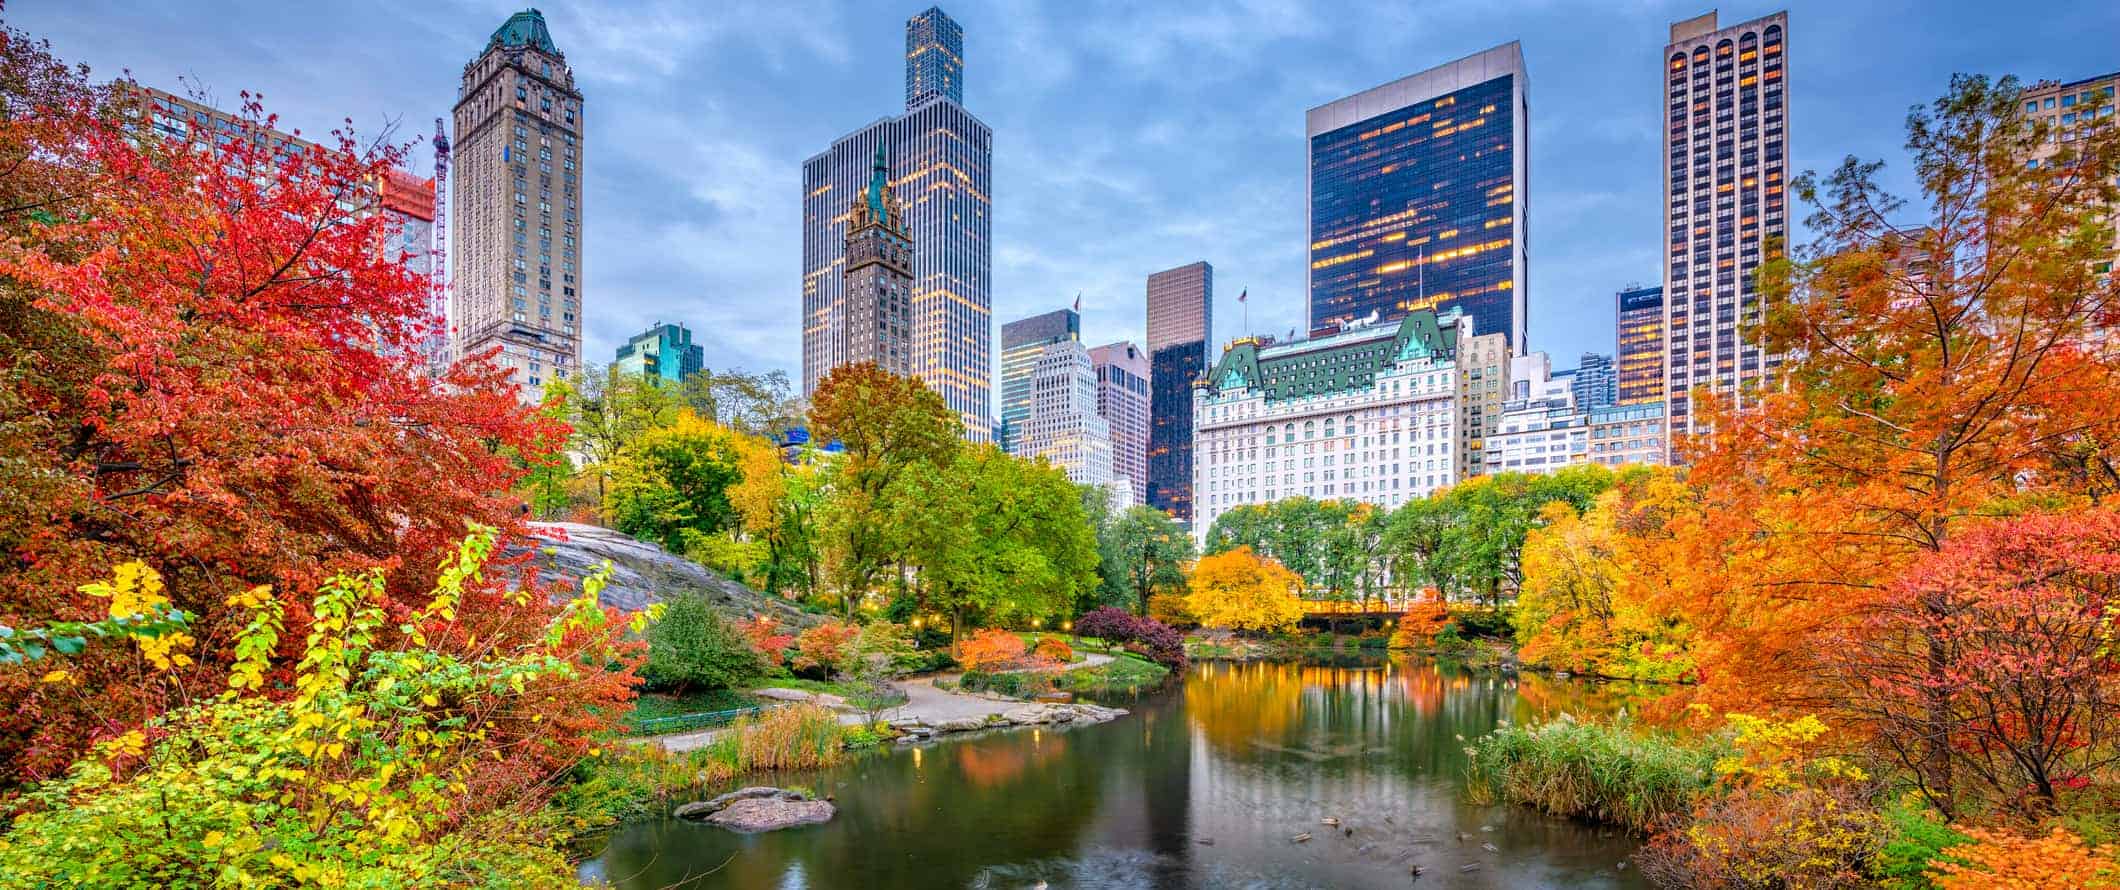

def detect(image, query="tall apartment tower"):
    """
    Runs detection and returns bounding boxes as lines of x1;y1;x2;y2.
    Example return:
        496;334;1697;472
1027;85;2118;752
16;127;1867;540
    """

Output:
843;145;914;377
803;7;992;440
999;308;1080;440
1615;284;1666;405
450;8;585;405
2020;73;2119;286
1146;262;1212;524
1307;42;1530;350
1090;341;1151;506
1662;11;1789;449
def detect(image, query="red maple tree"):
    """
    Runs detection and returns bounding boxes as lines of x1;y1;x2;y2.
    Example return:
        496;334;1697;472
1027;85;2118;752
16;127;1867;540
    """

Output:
0;29;602;781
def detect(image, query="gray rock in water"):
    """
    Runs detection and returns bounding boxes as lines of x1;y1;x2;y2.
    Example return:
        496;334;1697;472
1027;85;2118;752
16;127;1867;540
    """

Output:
673;786;797;820
704;797;836;833
520;522;815;624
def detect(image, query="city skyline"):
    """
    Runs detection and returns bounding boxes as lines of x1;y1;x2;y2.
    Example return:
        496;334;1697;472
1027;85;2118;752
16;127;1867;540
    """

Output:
18;1;2120;411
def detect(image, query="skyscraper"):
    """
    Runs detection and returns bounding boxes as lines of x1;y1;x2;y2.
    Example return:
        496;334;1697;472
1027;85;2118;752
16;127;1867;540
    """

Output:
1001;309;1113;490
1090;341;1151;505
1570;353;1617;411
1307;42;1530;350
1662;11;1789;448
803;7;992;441
1146;262;1211;524
904;7;963;107
842;144;914;377
1615;284;1666;405
999;308;1080;438
2020;73;2119;287
452;8;585;405
613;323;704;384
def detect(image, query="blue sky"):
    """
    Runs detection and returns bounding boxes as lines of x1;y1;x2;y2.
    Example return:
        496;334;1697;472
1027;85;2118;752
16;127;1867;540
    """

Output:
18;1;2120;384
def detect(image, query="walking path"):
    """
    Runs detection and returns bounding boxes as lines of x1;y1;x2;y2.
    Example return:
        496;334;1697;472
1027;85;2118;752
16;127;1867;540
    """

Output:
647;652;1117;753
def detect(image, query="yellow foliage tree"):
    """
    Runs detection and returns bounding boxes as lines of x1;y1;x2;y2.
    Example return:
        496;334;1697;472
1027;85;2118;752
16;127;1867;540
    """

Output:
1515;467;1697;682
1186;546;1305;634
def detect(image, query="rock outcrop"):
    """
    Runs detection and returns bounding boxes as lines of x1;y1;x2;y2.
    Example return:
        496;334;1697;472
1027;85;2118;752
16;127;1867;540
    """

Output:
674;786;834;833
519;522;813;625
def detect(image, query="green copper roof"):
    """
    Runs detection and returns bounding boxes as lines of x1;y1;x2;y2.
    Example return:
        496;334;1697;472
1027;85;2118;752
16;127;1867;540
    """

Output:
490;8;558;54
1203;310;1460;403
866;142;890;218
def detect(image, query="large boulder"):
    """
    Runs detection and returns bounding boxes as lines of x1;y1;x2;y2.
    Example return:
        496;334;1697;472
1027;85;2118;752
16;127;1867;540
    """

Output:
521;522;813;625
674;786;835;832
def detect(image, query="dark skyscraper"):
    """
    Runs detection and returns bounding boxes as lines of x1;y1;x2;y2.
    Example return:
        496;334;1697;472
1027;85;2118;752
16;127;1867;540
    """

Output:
1615;284;1666;406
1146;262;1211;525
1570;353;1617;411
904;7;964;107
1307;43;1529;349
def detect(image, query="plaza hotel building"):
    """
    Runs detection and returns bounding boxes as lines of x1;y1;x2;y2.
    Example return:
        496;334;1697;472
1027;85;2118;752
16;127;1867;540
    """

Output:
1190;309;1477;538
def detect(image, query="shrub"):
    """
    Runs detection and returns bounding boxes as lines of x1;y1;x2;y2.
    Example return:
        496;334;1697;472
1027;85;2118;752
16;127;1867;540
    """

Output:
1075;607;1140;643
1126;618;1188;671
735;615;796;666
1388;599;1453;649
851;620;915;673
957;628;1028;671
791;621;861;675
1929;827;2120;889
1032;637;1074;665
958;670;1047;699
1875;799;1972;889
1146;592;1195;628
1464;715;1719;834
890;647;956;675
642;593;766;693
1635;782;1888;888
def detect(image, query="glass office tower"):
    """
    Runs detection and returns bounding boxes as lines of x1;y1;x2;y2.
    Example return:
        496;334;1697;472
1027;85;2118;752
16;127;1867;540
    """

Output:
1615;284;1665;405
1307;42;1529;350
1146;262;1211;525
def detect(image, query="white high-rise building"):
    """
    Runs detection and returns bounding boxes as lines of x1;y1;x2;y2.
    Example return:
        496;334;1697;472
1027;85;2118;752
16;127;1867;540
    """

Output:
1090;341;1150;505
1015;339;1114;492
1192;309;1472;539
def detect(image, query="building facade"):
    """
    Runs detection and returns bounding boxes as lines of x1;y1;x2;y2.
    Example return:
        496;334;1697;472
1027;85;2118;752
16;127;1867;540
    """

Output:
1014;337;1115;493
450;9;585;405
1146;261;1212;524
999;308;1081;441
2021;73;2119;287
842;144;915;377
1615;284;1666;405
1586;401;1668;468
803;7;993;440
1307;42;1530;350
1191;310;1469;539
1570;352;1617;411
1486;393;1588;476
1090;341;1151;505
1662;10;1789;449
613;322;704;385
1453;323;1509;479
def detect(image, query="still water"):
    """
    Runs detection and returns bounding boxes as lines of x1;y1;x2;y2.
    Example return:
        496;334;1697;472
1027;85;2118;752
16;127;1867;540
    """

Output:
582;657;1649;889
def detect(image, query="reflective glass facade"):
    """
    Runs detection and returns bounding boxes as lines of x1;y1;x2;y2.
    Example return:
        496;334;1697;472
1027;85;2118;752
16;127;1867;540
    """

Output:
1309;64;1524;349
1148;341;1204;523
905;7;963;108
1615;284;1665;405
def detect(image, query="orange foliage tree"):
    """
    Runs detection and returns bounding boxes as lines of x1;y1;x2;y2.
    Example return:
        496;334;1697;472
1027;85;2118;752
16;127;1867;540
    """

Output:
956;628;1027;672
1658;75;2120;813
1186;546;1305;634
1932;827;2120;890
0;34;572;781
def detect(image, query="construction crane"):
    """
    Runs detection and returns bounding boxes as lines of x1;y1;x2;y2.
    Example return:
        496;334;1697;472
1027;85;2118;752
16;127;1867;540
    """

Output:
428;117;452;368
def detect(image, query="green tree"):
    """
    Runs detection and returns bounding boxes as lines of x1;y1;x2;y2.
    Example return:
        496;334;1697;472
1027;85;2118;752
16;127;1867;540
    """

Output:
730;436;823;599
546;364;683;509
641;592;766;693
894;446;1098;644
605;413;745;553
809;363;959;617
678;367;803;439
1101;504;1195;616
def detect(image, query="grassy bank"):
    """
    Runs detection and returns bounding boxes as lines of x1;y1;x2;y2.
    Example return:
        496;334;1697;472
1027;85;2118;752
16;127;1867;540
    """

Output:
1464;715;1720;834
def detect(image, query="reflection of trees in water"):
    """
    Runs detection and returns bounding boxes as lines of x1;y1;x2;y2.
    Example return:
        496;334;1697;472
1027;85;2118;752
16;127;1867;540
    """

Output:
1185;660;1305;758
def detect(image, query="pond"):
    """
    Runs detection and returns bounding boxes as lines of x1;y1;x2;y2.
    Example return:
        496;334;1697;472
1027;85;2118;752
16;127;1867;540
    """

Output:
581;656;1651;889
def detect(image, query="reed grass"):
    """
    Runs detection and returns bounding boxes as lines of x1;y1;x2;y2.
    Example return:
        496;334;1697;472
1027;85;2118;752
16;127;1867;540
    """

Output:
1463;714;1720;834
